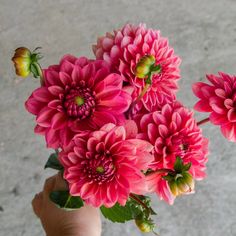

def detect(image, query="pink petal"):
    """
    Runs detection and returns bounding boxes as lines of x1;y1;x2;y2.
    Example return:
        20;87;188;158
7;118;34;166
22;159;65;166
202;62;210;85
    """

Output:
91;111;117;128
45;128;60;148
48;85;64;96
192;82;213;99
105;126;126;146
110;45;120;59
94;73;122;92
25;97;44;115
60;59;74;74
61;54;77;64
107;183;118;204
80;182;96;199
59;72;72;85
147;123;158;143
96;88;121;100
51;112;67;130
34;125;46;135
227;109;236;122
44;70;62;86
70;183;82;196
221;123;236;142
102;37;114;50
130;176;148;194
210;112;228;125
215;88;226;98
123;120;138;139
36;108;55;127
33;87;52;103
158;124;169;137
48;100;62;109
194;100;212;112
224;99;234;109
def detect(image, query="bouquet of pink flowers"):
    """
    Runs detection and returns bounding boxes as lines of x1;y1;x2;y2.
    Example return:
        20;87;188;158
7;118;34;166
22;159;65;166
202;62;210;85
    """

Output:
12;23;235;234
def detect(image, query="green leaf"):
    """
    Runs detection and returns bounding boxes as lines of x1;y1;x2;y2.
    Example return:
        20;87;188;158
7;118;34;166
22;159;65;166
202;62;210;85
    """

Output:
33;46;42;52
145;74;152;84
183;162;192;171
163;174;174;182
133;195;157;216
149;207;157;216
100;199;143;223
151;64;161;73
30;63;39;78
50;190;84;209
44;152;63;170
100;196;157;223
174;156;183;173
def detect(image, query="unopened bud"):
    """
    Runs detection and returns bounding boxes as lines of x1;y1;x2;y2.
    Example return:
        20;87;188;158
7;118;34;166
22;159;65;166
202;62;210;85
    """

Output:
135;218;155;233
12;47;43;79
168;172;194;197
135;55;156;79
12;47;32;77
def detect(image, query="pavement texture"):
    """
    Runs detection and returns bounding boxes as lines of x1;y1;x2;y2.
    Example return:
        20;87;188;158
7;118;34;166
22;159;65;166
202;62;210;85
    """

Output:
0;0;236;235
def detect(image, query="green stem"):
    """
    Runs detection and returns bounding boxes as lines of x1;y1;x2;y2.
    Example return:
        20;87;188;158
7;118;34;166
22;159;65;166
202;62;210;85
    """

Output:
136;83;150;103
130;193;150;214
33;62;44;85
151;64;161;73
127;83;150;118
64;195;72;208
153;230;160;236
197;117;210;126
146;168;175;176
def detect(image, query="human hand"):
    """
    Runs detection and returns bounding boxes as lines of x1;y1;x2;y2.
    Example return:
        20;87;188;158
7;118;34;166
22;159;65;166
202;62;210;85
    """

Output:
32;173;101;236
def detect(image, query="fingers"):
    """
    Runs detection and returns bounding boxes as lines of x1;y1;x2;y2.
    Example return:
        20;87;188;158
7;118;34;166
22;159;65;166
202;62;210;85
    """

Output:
43;173;68;194
32;173;68;218
43;175;56;194
32;192;43;217
54;172;68;191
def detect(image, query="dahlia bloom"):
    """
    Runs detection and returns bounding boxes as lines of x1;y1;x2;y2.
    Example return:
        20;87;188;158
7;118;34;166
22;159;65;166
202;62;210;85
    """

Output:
193;72;236;142
93;23;181;112
25;55;131;148
136;102;208;204
59;122;154;207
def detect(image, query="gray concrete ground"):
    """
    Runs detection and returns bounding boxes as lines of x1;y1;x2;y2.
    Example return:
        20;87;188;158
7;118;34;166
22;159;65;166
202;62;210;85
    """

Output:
0;0;236;235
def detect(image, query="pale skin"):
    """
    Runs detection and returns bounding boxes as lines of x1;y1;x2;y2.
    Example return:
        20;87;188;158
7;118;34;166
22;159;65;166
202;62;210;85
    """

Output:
32;173;102;236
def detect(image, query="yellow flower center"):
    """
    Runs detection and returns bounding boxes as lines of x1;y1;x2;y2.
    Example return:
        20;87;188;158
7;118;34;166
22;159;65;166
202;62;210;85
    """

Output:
96;166;104;173
75;96;85;106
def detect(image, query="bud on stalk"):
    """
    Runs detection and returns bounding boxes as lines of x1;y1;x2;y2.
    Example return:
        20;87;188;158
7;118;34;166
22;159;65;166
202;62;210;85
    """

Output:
12;47;44;84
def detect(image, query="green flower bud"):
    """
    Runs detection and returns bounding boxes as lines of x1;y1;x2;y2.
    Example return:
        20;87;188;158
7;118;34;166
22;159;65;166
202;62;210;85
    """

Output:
135;55;156;79
12;47;32;77
135;218;155;233
168;172;194;197
12;47;43;79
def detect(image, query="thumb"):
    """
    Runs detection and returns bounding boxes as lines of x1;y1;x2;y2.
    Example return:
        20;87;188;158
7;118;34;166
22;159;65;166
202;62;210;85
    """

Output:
32;192;43;217
53;172;68;191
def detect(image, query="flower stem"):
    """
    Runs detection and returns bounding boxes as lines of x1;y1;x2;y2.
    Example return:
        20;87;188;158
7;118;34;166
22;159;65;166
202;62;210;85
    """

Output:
153;230;160;236
64;195;72;208
197;117;210;126
136;83;150;103
146;168;175;176
127;83;150;118
33;62;44;85
130;193;150;213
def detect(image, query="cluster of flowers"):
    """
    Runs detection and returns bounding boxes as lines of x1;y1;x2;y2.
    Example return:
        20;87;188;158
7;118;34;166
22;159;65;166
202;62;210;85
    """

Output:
12;23;236;231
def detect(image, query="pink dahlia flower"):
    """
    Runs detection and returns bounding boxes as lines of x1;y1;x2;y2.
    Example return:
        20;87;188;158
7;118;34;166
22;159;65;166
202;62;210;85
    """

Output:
59;122;153;208
193;72;236;142
93;23;181;112
136;102;208;204
25;55;131;148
